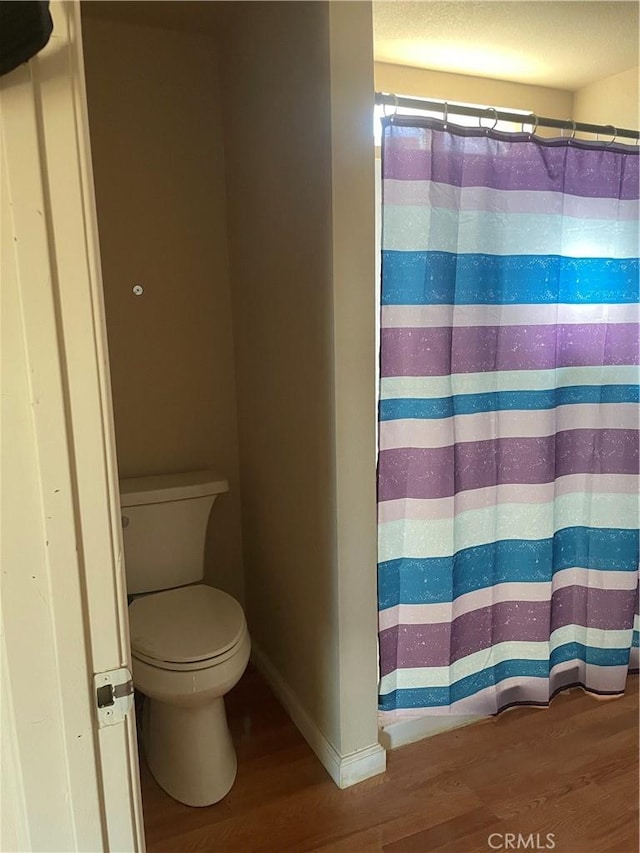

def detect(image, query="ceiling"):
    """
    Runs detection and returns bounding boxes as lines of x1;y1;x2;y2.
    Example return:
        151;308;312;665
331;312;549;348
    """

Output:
373;1;639;91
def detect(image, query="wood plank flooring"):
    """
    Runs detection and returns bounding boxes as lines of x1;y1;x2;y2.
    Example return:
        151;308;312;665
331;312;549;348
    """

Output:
140;667;638;853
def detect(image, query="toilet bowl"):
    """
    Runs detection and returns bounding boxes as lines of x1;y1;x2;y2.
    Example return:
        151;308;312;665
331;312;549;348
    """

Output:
129;584;250;807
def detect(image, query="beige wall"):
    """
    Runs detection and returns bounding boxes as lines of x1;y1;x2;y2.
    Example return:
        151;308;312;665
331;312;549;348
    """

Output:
219;1;380;759
81;15;244;602
327;1;381;758
219;0;338;743
573;66;639;132
375;61;574;120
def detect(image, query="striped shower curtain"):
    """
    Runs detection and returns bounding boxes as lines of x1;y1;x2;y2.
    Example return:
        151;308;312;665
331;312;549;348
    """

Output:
377;116;639;719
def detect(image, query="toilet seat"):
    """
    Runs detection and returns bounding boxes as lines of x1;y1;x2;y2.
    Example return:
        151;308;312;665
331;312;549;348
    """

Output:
132;625;248;672
129;584;246;671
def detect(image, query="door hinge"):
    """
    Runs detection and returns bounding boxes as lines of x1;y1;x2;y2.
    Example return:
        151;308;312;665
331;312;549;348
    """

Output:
93;667;134;728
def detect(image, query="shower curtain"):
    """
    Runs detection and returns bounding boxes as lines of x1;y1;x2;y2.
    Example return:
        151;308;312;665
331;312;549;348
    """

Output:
377;116;639;719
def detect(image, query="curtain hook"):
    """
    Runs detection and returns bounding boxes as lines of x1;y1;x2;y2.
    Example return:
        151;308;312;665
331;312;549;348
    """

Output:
383;94;399;122
604;125;618;148
525;113;539;139
443;101;449;129
480;107;498;134
566;119;576;144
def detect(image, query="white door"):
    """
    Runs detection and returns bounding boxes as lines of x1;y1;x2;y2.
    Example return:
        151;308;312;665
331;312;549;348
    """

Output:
0;2;144;849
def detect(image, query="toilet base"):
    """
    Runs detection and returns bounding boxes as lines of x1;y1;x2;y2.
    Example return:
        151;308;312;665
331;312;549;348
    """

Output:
143;695;237;807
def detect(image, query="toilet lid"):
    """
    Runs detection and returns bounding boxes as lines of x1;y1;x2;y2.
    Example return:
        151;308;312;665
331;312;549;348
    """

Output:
128;585;245;665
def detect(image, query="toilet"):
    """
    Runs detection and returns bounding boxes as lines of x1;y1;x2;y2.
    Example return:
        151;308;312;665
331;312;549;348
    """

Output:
119;470;250;807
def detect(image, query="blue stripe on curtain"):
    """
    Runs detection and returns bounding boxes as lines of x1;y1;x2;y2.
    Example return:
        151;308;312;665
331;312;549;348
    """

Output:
381;252;640;305
378;528;639;609
379;385;640;420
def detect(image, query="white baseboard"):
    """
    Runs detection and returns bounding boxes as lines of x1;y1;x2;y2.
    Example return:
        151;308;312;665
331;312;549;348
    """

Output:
379;713;483;750
336;742;387;789
250;643;386;789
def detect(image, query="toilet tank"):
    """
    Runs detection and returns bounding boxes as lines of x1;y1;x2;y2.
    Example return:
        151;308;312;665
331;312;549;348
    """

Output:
119;471;229;595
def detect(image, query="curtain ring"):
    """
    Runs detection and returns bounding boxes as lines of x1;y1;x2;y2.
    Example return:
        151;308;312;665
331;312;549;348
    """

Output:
524;113;539;139
443;101;449;129
383;94;399;122
480;107;498;133
604;125;618;148
566;119;577;144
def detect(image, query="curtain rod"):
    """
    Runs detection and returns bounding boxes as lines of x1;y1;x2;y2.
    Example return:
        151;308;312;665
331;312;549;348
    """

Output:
375;92;640;141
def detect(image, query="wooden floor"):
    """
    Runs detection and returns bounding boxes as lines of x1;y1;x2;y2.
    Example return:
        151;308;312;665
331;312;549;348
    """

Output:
141;666;638;853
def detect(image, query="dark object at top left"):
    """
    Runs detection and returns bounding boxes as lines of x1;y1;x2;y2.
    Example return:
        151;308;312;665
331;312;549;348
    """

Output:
0;1;53;78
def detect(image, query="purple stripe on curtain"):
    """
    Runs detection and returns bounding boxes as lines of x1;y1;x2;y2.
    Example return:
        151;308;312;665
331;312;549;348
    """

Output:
378;429;639;501
379;588;638;674
382;128;640;200
380;324;640;377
